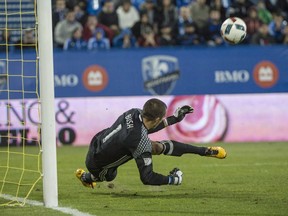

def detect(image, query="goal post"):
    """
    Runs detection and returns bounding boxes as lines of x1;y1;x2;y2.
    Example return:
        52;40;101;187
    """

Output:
0;0;58;207
37;0;58;207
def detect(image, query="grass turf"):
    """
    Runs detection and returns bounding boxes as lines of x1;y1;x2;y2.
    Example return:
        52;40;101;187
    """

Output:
1;142;288;216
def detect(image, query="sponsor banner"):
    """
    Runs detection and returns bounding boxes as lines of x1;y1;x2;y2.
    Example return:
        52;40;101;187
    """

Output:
53;47;288;96
0;46;288;99
0;93;288;146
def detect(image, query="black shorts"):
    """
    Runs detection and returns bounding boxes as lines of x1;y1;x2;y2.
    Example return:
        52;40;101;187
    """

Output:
85;139;118;182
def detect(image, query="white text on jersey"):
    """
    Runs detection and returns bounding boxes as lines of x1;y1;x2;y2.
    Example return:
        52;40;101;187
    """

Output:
125;114;134;129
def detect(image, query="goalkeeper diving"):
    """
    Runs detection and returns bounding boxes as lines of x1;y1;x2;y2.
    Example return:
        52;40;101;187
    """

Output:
76;98;227;188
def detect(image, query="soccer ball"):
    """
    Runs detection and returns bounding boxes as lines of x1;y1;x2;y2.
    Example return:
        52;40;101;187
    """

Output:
220;17;247;44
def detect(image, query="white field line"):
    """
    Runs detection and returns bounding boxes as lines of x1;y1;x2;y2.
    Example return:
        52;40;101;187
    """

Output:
1;194;95;216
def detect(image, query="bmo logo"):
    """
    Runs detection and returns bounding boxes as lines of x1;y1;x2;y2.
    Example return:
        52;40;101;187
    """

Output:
54;74;79;87
253;61;279;88
82;65;108;92
214;70;250;83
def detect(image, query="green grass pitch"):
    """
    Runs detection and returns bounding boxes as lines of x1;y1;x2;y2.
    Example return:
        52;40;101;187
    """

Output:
1;142;288;216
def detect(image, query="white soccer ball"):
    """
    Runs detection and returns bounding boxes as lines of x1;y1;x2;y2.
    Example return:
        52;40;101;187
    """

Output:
220;17;247;44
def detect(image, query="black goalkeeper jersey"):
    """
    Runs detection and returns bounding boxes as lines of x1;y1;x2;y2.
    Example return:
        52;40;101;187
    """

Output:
88;108;170;185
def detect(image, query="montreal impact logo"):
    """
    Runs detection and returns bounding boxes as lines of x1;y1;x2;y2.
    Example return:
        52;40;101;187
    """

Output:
142;55;180;95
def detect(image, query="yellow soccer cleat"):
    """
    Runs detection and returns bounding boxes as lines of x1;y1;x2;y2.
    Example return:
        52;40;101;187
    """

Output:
206;147;227;159
75;169;96;189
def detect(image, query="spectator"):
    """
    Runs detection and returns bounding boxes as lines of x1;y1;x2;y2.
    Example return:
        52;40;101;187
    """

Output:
227;0;253;19
97;0;120;35
155;0;178;33
54;10;82;47
132;13;158;47
131;12;152;39
268;12;287;44
276;1;288;19
189;0;210;35
116;0;140;30
281;25;288;44
177;6;193;36
52;0;68;31
113;28;137;48
265;0;279;14
265;0;288;19
158;24;176;46
251;22;275;45
257;0;273;24
15;29;36;50
88;28;111;50
209;0;227;22
73;3;86;24
139;0;158;31
206;8;224;46
0;30;12;52
82;15;114;43
177;22;200;45
63;27;87;50
138;27;159;47
244;6;262;42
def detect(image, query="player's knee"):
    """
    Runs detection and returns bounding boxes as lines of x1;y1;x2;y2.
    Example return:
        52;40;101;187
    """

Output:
151;141;164;155
105;169;117;182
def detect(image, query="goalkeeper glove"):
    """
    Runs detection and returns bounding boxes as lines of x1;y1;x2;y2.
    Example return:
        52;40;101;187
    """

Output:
173;105;194;122
168;168;183;185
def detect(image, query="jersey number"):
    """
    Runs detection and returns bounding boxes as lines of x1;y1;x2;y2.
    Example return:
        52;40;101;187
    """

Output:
102;124;122;143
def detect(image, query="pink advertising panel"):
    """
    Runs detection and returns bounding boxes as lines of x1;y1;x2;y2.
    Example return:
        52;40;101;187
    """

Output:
0;93;287;146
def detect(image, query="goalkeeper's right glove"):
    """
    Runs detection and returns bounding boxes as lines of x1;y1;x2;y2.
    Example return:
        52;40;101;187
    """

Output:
168;168;183;185
173;105;194;122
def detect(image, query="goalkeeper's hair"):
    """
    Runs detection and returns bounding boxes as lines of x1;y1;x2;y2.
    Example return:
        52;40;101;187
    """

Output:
142;98;167;121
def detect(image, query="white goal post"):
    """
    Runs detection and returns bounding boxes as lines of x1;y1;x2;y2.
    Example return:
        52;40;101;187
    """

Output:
37;0;58;207
0;0;58;207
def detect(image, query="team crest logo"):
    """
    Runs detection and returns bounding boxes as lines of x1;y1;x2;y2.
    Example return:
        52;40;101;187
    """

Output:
142;55;180;95
0;61;7;94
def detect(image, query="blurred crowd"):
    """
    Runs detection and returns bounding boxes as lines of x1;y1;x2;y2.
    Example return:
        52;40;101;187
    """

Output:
1;0;288;51
52;0;288;50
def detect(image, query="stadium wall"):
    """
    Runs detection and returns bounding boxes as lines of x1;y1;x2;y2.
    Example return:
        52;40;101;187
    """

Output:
0;46;287;145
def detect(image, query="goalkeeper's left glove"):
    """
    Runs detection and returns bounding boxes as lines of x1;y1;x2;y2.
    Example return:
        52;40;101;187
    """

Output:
173;105;194;122
168;168;183;185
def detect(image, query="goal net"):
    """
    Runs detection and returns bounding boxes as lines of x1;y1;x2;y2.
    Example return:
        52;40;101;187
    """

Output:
0;0;56;206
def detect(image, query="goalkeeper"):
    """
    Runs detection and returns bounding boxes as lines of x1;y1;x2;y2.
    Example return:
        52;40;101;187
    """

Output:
76;98;227;188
